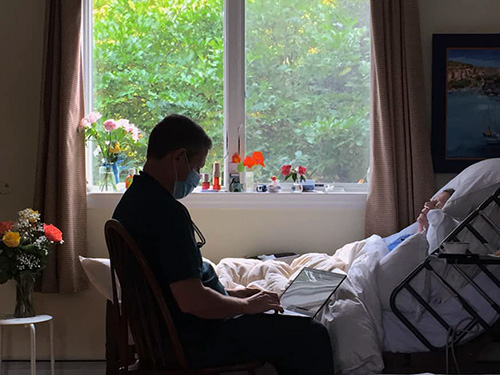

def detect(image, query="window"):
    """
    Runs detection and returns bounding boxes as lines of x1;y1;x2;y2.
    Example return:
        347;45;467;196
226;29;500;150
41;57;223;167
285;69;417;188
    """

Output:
83;0;370;189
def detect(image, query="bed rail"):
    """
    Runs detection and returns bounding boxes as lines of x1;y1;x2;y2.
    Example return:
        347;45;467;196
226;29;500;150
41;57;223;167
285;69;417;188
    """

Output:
390;186;500;351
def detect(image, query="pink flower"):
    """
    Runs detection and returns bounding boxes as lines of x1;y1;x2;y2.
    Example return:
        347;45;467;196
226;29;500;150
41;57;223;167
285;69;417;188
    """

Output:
79;112;102;130
298;166;307;175
119;121;140;141
281;165;292;176
87;112;102;124
129;126;140;141
78;118;89;131
103;119;117;132
116;119;130;128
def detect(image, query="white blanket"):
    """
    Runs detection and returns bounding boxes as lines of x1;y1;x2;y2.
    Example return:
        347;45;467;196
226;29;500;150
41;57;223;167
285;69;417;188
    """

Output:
216;236;387;375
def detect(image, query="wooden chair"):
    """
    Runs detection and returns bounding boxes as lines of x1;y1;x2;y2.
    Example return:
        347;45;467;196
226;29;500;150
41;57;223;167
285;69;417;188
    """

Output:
104;219;264;375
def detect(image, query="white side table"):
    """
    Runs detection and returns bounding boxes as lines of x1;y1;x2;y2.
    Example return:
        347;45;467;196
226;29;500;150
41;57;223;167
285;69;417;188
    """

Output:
0;314;54;375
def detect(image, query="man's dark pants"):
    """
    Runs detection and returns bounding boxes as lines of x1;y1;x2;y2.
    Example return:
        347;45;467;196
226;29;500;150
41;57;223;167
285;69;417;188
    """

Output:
187;313;334;375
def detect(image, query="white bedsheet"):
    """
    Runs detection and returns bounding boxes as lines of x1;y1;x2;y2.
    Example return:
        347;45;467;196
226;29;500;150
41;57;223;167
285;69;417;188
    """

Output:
216;236;388;374
216;237;500;375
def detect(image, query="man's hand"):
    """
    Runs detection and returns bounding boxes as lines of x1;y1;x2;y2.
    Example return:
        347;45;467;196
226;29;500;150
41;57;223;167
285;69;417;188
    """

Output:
242;291;284;315
227;287;261;299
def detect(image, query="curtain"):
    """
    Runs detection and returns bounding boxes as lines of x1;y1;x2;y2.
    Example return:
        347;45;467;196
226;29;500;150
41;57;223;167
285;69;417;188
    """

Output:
34;0;87;293
365;0;435;238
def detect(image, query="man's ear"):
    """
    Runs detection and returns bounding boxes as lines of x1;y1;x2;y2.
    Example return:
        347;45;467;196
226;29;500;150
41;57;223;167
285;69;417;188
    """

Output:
171;148;187;162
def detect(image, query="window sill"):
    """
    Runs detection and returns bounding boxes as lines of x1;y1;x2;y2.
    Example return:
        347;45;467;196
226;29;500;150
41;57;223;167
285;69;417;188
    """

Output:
87;189;368;210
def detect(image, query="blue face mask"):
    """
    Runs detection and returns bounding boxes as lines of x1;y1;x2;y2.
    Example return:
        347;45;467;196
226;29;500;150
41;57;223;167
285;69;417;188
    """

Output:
173;155;201;199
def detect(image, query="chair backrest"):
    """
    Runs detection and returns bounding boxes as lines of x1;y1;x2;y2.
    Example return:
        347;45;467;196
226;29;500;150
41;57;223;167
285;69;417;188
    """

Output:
104;219;189;371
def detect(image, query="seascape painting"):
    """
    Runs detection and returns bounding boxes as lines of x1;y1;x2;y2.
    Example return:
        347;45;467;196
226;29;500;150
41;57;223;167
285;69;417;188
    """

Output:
446;48;500;159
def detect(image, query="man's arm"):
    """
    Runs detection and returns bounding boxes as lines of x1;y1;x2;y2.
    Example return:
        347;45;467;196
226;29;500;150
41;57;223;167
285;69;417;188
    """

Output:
170;278;282;319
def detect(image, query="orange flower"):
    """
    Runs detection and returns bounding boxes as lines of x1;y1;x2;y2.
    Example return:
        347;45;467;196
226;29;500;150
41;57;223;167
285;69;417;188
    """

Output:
252;151;265;167
44;224;63;243
243;156;256;169
0;221;12;235
231;153;241;163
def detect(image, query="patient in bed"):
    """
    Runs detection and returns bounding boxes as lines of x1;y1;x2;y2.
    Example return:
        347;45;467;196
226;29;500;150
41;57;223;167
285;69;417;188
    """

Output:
386;188;455;251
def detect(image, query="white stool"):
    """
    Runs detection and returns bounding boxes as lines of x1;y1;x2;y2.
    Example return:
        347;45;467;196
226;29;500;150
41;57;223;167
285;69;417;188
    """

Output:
0;314;54;375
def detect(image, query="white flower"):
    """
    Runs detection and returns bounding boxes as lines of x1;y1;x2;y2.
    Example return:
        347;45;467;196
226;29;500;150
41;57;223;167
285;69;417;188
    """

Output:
34;235;48;250
17;253;41;271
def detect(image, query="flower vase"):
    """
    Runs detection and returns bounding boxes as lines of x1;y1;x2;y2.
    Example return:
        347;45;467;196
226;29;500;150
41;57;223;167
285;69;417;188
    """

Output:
14;272;36;318
245;171;255;192
99;165;117;192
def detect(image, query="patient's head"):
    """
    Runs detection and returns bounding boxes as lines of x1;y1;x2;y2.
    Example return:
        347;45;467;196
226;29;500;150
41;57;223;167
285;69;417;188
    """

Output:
424;188;455;211
417;188;455;233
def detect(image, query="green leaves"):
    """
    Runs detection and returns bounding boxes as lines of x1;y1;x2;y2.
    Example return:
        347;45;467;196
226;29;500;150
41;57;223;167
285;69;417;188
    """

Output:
92;0;370;183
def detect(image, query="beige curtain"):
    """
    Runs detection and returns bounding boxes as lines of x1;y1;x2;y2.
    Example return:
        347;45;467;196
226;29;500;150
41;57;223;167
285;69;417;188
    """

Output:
34;0;87;293
365;0;435;237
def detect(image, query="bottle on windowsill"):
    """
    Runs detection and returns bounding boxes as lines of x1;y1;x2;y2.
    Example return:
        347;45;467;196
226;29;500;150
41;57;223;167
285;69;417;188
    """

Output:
212;162;221;191
125;168;136;189
201;173;210;190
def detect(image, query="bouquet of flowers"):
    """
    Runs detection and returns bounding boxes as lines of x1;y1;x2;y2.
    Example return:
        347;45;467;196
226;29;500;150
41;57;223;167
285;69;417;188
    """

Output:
79;112;145;191
0;209;64;317
281;164;307;182
232;151;266;172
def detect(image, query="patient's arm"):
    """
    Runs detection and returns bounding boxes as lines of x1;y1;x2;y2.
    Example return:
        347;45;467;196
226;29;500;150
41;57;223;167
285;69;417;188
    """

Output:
170;278;282;319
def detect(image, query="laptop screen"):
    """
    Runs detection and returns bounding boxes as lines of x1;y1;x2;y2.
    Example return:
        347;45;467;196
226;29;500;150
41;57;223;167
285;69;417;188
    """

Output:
280;267;346;317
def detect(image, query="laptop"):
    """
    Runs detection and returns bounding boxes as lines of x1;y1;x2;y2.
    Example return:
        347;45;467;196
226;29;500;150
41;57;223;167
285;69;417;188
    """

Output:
272;267;347;319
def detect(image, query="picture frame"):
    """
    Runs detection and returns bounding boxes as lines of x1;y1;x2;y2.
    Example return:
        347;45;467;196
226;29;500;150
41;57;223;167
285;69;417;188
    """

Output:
432;34;500;173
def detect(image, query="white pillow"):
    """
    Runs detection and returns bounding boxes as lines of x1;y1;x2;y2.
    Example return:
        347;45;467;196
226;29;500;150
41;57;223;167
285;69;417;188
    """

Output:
438;158;500;221
426;210;460;253
377;232;429;315
79;256;114;301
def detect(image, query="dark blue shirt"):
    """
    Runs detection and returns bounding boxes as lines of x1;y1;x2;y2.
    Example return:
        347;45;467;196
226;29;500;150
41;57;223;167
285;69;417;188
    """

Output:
113;171;226;337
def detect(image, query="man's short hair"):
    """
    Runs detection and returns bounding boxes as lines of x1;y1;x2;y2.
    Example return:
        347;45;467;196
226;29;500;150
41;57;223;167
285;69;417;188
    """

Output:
147;114;212;159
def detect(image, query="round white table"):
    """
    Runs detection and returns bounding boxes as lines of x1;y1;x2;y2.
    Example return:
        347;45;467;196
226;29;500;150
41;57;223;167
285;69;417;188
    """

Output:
0;314;54;375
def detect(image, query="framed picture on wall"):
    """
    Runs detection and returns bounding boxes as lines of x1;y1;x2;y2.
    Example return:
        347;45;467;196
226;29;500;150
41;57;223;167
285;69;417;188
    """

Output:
432;34;500;173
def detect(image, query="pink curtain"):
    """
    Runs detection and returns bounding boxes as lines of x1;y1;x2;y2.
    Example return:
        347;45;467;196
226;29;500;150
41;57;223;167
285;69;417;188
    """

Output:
34;0;88;293
365;0;435;237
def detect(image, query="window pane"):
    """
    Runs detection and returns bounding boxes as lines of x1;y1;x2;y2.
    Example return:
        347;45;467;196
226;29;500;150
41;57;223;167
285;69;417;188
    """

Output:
245;0;370;183
93;0;224;184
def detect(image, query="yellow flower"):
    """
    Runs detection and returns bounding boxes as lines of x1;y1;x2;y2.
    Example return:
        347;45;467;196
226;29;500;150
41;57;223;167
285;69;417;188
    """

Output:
2;231;21;247
29;209;39;223
308;47;319;54
109;142;121;154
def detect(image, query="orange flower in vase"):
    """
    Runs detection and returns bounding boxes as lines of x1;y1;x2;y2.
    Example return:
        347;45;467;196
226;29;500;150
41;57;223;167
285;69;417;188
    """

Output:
235;151;265;192
236;151;266;173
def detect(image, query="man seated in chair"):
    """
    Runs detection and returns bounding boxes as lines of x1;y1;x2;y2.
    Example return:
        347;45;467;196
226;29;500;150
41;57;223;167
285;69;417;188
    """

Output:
113;114;334;374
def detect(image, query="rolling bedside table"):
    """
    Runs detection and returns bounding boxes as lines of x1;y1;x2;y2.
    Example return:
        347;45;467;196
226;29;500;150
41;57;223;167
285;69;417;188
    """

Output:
0;314;54;375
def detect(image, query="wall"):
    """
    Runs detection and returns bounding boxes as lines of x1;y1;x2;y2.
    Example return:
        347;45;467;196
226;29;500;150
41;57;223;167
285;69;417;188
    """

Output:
417;0;500;188
1;0;499;361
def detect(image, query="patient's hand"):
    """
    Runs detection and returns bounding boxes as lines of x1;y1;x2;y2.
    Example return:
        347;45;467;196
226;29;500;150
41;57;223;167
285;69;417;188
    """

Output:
227;287;261;298
417;213;428;233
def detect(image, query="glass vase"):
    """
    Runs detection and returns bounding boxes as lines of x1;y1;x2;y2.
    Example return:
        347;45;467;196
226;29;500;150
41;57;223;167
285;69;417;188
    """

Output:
14;272;36;318
99;165;117;192
245;171;255;192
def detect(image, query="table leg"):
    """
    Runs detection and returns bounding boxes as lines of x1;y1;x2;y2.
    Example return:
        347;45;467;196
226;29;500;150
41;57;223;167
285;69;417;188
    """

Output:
0;325;3;375
28;324;36;375
49;320;54;375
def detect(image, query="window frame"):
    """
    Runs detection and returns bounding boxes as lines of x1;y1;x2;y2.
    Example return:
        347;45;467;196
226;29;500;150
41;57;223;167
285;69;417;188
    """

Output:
82;0;370;197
